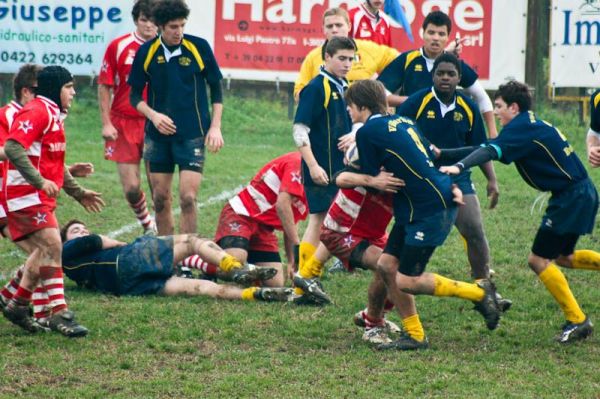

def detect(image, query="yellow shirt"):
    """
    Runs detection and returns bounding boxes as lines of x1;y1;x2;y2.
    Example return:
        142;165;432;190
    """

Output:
294;39;399;97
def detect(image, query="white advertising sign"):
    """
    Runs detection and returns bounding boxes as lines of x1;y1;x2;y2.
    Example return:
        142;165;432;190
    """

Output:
550;0;600;88
0;0;132;75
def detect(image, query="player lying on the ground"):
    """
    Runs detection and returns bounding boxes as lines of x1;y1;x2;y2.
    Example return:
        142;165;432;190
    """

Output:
57;220;291;302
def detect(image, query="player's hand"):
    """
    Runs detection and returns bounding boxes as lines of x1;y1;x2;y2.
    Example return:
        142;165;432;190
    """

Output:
446;37;466;56
101;123;118;141
309;164;329;186
370;171;405;193
78;190;105;213
205;126;224;153
429;144;441;159
151;112;176;135
68;162;94;178
486;179;499;209
451;184;465;205
337;132;356;152
588;146;600;167
41;180;59;198
439;165;461;175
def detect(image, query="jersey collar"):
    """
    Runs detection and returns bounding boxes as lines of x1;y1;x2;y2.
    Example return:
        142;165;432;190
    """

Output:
9;100;22;111
159;36;182;62
431;87;456;117
319;67;349;94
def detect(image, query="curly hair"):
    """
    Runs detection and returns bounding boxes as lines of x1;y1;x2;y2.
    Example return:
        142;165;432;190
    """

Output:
152;0;189;27
495;80;532;112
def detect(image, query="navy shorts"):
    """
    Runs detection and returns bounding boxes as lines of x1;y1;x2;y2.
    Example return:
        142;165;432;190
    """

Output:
144;135;205;173
117;236;174;295
304;184;338;214
540;178;598;236
451;171;476;195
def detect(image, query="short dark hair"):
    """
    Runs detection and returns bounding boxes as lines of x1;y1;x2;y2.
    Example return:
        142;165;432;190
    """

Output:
324;36;356;57
60;219;86;242
344;79;388;115
152;0;189;27
13;64;41;103
323;7;350;26
132;0;154;21
422;10;452;33
432;52;462;76
494;80;532;112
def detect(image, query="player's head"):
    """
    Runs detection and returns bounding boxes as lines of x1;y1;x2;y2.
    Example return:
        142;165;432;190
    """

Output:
13;64;42;106
132;0;157;40
152;0;189;45
494;80;532;126
324;36;356;79
61;219;89;242
432;53;461;96
344;79;388;123
36;65;75;112
323;7;351;40
422;10;452;57
365;0;385;11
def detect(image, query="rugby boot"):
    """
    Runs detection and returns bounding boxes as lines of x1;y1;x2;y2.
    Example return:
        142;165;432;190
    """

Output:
47;310;88;338
255;287;293;302
353;309;402;333
293;274;331;305
362;326;392;345
556;318;593;344
473;279;501;330
3;299;48;333
377;332;429;351
230;263;277;286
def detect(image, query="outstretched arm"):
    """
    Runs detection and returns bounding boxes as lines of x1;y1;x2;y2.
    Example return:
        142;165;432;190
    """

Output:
439;145;499;175
335;169;405;192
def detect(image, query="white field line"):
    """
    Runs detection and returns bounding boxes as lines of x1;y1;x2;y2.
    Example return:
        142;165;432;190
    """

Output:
107;185;244;238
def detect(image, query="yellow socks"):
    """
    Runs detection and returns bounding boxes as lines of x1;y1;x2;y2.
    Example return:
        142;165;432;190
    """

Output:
219;254;242;272
433;274;484;302
241;287;259;301
571;250;600;271
300;256;324;279
539;263;586;323
402;314;425;342
295;242;317;295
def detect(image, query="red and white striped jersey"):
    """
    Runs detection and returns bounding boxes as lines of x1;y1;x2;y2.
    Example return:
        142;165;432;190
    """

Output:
4;96;66;212
324;187;393;238
348;4;392;47
229;152;308;229
0;101;23;218
98;31;147;118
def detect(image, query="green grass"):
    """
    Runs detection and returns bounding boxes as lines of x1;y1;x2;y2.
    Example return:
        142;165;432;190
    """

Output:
1;94;600;398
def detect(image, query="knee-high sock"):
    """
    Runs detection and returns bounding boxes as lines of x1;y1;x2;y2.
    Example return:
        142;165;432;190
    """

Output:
300;255;324;279
219;254;242;272
433;274;484;302
295;242;317;295
571;250;600;271
539;263;586;324
402;314;425;342
0;264;25;303
39;266;67;314
32;286;50;321
182;255;218;275
129;191;154;231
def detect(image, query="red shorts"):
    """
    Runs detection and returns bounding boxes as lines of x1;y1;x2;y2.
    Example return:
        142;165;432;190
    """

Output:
214;203;279;253
7;204;59;241
319;227;387;271
104;114;145;163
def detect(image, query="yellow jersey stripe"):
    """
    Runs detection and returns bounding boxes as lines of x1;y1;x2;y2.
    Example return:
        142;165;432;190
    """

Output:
533;140;573;180
323;78;331;109
456;96;474;129
63;262;116;271
386;149;423;179
416;92;435;120
424;178;448;208
144;39;162;73
515;163;541;190
182;39;205;71
594;92;600;108
404;50;421;70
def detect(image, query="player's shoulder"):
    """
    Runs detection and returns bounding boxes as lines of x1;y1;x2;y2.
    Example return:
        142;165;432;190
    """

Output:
183;34;210;49
592;89;600;109
456;90;478;108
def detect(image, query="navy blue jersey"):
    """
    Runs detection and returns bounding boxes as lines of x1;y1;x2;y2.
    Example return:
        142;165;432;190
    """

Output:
397;87;486;167
377;49;478;96
591;89;600;133
128;34;223;142
62;235;122;295
355;114;455;223
294;70;351;185
490;111;588;192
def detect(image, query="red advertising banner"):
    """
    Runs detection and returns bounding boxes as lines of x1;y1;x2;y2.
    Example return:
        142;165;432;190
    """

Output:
215;0;492;78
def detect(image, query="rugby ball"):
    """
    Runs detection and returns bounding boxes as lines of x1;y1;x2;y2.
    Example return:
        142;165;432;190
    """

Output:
344;143;360;170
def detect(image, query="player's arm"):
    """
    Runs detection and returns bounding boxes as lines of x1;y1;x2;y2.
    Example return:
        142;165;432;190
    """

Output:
205;79;224;153
130;86;176;135
295;124;329;185
335;169;404;192
275;191;301;270
4;139;57;196
439;145;499;175
98;84;118;141
462;81;497;138
98;234;127;249
62;167;105;213
586;129;600;167
478;161;499;209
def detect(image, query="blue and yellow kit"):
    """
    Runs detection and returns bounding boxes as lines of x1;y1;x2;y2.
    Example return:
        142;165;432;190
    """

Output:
294;69;351;186
377;48;478;96
355;114;455;223
489;111;588;193
591;89;600;133
128;34;223;142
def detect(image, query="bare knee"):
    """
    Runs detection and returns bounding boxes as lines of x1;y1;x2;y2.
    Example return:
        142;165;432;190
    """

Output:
124;187;143;204
153;191;171;213
180;193;197;213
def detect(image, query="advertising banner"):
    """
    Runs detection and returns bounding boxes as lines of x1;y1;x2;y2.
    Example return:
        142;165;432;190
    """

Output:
550;0;600;88
0;0;131;75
